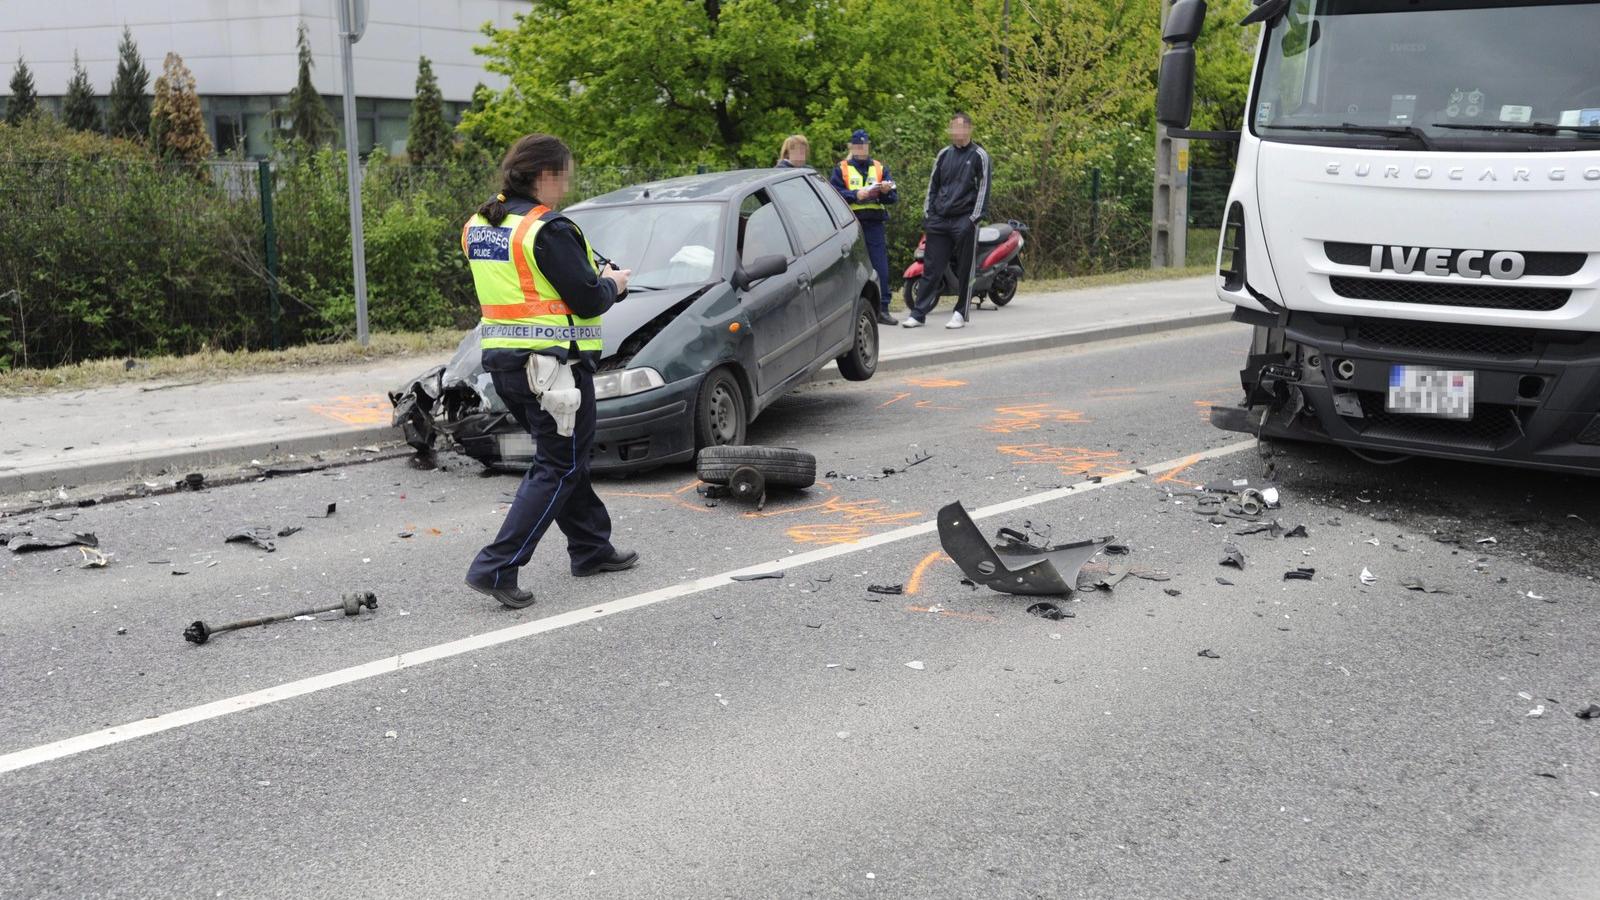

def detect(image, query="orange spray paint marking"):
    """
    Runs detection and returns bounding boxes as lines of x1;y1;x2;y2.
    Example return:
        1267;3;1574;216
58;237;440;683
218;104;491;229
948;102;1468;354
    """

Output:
775;497;923;544
308;394;391;426
878;392;912;409
905;551;949;595
983;404;1091;434
1155;453;1204;489
997;444;1128;479
904;376;967;388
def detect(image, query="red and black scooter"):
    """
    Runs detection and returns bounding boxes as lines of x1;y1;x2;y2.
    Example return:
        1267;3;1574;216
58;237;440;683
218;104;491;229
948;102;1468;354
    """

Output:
901;220;1028;309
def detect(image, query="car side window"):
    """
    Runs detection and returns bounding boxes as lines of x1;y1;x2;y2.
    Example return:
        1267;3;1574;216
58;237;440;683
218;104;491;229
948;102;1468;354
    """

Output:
770;176;837;253
739;191;795;266
812;174;856;229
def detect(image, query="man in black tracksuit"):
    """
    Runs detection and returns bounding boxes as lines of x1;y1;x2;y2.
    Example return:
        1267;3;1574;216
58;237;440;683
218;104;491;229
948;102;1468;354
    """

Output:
904;112;992;330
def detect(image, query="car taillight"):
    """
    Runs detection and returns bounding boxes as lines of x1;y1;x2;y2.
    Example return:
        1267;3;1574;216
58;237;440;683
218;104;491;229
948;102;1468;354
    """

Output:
1220;201;1246;292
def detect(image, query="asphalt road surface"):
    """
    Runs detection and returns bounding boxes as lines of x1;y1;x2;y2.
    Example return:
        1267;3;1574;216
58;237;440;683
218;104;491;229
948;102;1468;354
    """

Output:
3;322;1598;899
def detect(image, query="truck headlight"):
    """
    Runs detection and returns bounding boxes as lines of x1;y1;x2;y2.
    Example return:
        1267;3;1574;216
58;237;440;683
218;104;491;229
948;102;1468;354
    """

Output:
593;367;665;400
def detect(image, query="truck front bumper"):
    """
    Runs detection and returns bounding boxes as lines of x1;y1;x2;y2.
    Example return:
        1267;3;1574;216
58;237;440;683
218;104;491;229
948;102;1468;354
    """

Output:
1214;311;1600;475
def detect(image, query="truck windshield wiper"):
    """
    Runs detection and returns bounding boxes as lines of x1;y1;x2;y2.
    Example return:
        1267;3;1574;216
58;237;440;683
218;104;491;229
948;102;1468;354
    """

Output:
1265;122;1435;150
1429;122;1600;137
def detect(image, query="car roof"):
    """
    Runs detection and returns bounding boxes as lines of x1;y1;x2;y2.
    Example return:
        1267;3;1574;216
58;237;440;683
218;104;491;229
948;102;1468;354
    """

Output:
569;168;817;208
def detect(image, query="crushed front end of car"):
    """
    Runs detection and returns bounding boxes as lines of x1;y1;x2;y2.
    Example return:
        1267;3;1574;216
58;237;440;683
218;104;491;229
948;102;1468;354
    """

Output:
388;328;534;471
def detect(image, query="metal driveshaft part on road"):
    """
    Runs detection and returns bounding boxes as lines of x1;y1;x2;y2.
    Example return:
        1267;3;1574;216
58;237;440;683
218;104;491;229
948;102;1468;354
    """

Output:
183;592;379;645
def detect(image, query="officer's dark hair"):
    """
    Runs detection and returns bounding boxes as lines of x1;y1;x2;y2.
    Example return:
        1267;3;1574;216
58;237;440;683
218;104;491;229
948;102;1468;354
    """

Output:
478;133;573;225
950;111;973;126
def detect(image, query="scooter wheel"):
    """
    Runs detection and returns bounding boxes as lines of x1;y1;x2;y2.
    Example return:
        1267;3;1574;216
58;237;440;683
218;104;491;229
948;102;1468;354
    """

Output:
990;271;1018;306
902;277;919;309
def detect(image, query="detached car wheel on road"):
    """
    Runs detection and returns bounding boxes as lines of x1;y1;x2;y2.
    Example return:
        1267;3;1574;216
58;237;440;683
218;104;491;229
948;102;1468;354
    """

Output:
390;168;882;475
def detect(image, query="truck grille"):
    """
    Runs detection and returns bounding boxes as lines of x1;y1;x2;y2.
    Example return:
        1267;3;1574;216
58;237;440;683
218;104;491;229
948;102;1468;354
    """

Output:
1324;242;1586;277
1356;392;1520;451
1329;276;1570;312
1352;318;1536;357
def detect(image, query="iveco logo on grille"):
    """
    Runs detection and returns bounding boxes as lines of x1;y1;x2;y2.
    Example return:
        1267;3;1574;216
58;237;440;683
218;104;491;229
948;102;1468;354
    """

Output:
1369;246;1526;280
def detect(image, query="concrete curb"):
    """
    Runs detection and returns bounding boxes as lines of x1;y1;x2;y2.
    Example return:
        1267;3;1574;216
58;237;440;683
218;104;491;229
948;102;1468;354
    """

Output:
0;426;399;496
2;309;1235;496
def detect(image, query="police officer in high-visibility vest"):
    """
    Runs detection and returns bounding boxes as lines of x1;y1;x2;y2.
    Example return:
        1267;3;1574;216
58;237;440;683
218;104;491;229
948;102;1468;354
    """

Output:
828;129;899;325
462;133;637;608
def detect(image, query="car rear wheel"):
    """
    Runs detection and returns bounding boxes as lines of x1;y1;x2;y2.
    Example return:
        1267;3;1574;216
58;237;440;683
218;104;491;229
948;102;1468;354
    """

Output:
697;445;817;489
836;300;878;381
694;367;747;449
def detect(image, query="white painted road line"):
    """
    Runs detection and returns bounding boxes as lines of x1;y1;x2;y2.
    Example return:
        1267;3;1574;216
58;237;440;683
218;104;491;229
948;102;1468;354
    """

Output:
0;439;1256;776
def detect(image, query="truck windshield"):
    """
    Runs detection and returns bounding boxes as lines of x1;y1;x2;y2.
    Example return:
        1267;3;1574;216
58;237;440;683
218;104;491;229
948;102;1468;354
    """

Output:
1252;0;1600;151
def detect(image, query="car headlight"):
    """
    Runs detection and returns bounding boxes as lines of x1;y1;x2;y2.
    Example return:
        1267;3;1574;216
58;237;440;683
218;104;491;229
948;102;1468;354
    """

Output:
593;367;666;400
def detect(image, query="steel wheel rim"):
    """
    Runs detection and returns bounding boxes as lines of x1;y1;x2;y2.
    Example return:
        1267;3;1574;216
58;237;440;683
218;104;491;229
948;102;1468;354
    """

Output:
708;382;740;444
857;310;878;368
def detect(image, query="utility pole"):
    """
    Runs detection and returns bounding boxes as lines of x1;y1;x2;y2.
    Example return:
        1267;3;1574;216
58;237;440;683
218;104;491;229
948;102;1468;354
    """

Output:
336;0;370;345
1151;0;1189;268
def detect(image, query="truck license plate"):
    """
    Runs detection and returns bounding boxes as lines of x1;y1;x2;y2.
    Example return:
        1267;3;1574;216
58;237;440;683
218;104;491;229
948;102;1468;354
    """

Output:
1387;366;1475;419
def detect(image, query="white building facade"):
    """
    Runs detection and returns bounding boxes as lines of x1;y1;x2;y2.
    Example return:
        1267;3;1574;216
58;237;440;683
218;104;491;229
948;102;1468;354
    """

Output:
0;0;529;157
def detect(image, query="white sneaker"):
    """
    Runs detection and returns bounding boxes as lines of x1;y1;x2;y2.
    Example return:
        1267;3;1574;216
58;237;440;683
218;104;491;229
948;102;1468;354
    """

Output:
901;317;925;328
945;311;966;329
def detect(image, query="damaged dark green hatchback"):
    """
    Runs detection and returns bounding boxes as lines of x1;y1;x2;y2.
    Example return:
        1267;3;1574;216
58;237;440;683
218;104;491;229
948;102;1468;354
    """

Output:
390;168;882;474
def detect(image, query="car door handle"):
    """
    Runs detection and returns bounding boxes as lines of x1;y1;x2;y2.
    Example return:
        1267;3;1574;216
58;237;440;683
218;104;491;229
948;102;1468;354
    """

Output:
839;244;850;258
797;274;811;288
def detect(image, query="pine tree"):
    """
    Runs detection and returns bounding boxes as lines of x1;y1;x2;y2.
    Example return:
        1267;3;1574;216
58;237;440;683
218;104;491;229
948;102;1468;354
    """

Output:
282;21;335;147
107;27;151;140
6;56;39;125
150;52;212;164
62;52;102;133
406;56;450;165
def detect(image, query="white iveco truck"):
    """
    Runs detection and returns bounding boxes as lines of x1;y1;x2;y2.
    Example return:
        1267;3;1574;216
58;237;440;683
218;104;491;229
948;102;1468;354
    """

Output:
1158;0;1600;473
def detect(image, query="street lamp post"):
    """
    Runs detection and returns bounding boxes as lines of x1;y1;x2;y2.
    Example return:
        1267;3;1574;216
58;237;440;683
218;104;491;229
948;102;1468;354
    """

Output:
336;0;370;345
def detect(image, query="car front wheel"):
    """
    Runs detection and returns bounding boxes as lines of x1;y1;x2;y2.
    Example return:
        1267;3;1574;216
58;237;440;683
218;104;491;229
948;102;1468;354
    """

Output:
694;366;747;449
836;300;878;381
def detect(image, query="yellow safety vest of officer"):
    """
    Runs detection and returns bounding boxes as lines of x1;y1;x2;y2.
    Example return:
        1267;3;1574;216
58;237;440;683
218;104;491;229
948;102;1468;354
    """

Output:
464;208;604;356
839;158;887;214
462;133;637;611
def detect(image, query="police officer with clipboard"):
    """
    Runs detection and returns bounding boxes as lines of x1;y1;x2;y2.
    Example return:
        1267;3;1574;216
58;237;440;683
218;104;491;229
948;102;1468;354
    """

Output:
460;134;638;608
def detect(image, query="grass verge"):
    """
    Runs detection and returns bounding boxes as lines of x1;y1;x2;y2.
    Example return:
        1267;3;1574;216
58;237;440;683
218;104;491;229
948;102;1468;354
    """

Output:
0;329;465;396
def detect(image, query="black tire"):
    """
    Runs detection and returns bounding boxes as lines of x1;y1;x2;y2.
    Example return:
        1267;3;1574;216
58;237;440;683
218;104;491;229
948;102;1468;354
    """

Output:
990;271;1017;306
697;445;817;489
694;367;747;449
836;299;878;381
902;276;920;308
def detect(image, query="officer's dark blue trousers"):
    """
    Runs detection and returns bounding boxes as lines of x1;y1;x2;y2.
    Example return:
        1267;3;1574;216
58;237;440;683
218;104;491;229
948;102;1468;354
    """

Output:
467;362;614;588
860;218;891;313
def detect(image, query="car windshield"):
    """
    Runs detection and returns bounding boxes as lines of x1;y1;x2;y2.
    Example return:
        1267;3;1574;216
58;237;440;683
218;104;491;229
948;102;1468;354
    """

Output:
1252;0;1600;151
566;202;723;290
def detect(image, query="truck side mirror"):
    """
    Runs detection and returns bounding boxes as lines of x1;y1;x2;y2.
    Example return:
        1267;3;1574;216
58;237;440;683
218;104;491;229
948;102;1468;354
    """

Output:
1157;0;1207;128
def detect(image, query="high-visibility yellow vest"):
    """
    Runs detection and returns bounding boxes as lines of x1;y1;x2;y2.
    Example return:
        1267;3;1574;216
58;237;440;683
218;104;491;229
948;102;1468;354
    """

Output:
461;204;604;354
840;158;886;213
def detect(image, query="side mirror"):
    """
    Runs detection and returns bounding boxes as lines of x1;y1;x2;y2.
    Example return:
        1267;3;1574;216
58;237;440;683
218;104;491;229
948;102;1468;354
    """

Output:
734;254;788;290
1157;48;1197;128
1157;0;1207;128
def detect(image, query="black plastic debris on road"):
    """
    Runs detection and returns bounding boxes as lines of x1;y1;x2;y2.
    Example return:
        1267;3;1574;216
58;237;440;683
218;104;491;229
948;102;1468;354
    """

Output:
1197;648;1221;659
1399;576;1451;594
1283;567;1316;581
1284;524;1309;539
176;472;205;491
731;571;784;582
1026;602;1073;621
938;500;1113;597
1164;588;1182;597
308;502;337;518
867;584;905;595
1215;577;1234;586
1219;544;1246;569
1575;704;1600;721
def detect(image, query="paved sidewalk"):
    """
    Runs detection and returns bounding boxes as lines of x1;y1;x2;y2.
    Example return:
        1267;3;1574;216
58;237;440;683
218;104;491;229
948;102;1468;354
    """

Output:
1;275;1223;495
